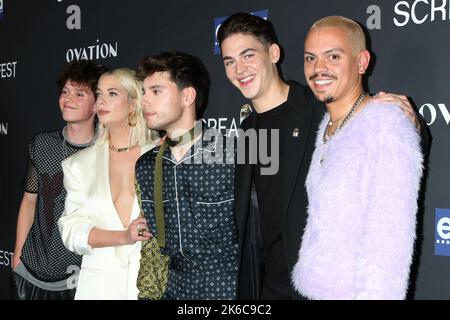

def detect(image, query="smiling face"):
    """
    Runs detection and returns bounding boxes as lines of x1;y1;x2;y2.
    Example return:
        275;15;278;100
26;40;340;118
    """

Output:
303;26;369;104
221;33;280;104
59;80;96;124
95;74;134;129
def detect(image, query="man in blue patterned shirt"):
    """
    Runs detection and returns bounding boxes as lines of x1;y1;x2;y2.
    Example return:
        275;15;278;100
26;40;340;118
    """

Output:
135;51;238;299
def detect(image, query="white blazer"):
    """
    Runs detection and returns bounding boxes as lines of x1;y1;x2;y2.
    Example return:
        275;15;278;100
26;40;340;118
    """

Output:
58;142;153;300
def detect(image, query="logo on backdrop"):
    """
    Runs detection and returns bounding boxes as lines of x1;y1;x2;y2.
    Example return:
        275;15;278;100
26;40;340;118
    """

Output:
366;5;381;30
0;250;13;269
66;39;118;62
66;4;81;30
419;102;450;126
213;9;269;55
202;117;239;137
0;61;17;79
366;2;450;29
0;0;4;20
393;0;450;27
0;122;7;135
58;0;81;30
435;208;450;256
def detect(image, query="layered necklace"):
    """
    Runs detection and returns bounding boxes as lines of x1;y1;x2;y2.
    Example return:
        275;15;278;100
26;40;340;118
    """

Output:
323;92;367;144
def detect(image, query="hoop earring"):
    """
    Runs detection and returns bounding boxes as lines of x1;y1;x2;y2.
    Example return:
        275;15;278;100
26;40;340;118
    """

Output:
128;110;137;127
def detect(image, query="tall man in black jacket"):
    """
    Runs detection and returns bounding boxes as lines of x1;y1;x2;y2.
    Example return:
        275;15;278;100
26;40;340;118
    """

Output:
217;12;428;299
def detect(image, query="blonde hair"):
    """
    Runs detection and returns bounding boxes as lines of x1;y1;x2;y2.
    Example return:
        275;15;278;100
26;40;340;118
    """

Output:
310;16;366;55
96;68;157;147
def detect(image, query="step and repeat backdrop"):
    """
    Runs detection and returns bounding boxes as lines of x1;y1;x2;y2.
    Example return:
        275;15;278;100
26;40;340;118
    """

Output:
0;0;449;299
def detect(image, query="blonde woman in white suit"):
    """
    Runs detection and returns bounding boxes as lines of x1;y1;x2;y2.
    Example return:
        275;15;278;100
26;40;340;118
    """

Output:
58;68;157;299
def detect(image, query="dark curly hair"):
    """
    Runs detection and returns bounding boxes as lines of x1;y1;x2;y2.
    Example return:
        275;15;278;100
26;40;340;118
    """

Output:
56;60;108;95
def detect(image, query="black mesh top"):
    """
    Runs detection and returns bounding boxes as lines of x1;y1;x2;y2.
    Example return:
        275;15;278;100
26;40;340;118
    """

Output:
21;129;92;282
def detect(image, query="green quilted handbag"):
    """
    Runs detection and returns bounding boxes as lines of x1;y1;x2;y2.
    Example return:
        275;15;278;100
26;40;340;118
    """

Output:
135;181;169;300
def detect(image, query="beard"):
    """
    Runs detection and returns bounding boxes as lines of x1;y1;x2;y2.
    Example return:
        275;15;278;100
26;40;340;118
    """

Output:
308;73;337;104
313;93;334;104
323;95;334;103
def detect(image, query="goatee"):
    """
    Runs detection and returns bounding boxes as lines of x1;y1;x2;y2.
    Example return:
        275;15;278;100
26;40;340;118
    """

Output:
323;96;334;104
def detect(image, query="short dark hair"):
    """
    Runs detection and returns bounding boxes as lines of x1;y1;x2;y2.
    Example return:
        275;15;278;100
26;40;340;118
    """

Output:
217;12;279;49
136;51;210;120
56;60;108;95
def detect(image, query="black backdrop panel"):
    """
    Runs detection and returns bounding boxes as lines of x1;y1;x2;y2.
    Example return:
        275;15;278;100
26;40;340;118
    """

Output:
1;0;449;299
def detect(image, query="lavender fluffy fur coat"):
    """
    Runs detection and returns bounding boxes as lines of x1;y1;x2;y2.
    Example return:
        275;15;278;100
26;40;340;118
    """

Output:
292;101;423;300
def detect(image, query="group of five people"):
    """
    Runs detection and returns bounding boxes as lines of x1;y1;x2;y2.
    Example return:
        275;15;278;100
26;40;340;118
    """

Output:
12;13;426;300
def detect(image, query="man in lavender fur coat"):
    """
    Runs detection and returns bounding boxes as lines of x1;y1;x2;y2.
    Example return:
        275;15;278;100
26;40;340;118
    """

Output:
292;16;424;299
218;13;428;300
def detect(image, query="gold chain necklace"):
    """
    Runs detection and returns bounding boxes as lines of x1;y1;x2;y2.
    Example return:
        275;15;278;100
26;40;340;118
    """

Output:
109;143;137;152
323;92;367;144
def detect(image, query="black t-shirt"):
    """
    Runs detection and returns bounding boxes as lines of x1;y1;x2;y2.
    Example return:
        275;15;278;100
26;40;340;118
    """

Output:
253;101;294;299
